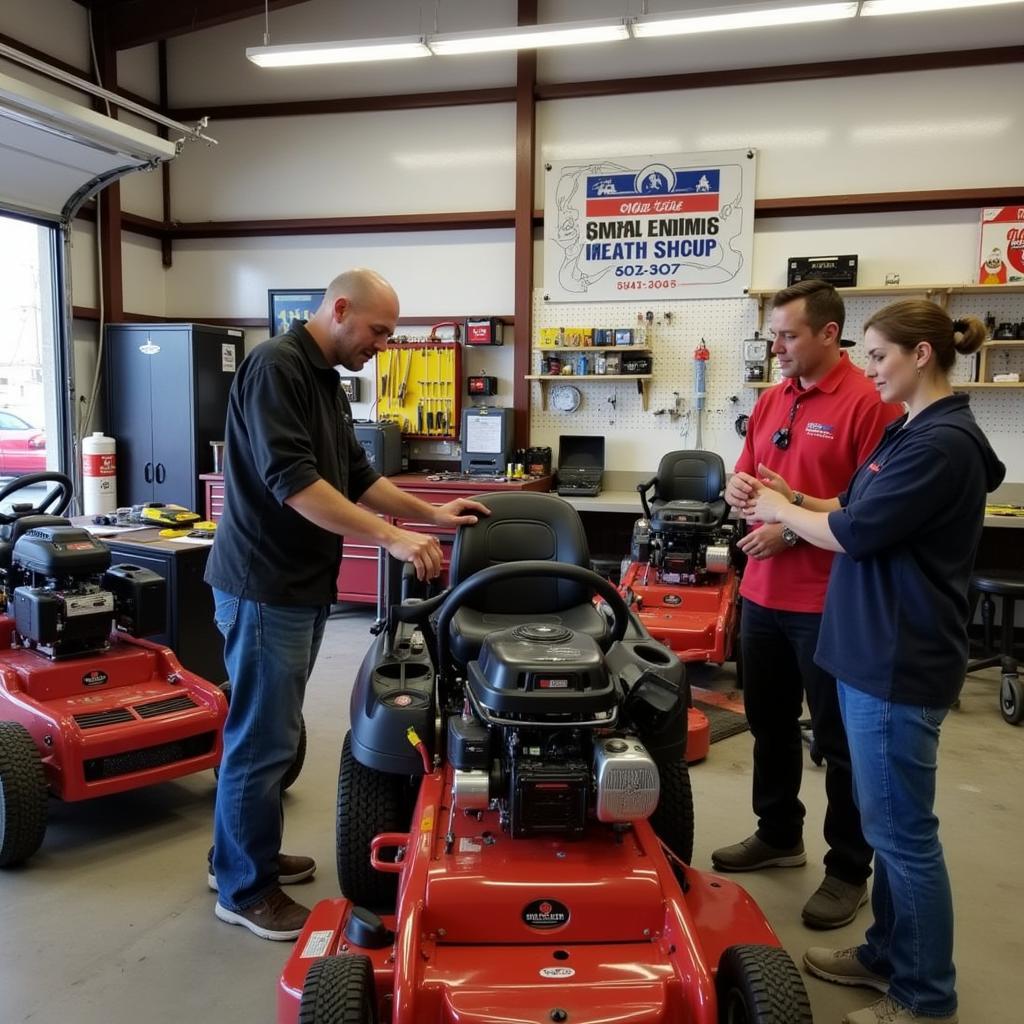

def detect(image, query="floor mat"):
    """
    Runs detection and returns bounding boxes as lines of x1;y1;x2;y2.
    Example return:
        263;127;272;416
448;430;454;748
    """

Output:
692;687;749;743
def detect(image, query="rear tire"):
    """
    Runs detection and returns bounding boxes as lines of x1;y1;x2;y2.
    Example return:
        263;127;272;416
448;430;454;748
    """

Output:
337;731;417;911
0;722;48;868
298;954;376;1024
650;756;694;864
715;944;812;1024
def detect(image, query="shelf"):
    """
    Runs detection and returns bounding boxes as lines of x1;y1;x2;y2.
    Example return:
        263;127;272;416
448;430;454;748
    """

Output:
525;374;653;381
750;282;1024;331
984;340;1024;347
953;382;1024;389
526;374;653;411
532;346;651;353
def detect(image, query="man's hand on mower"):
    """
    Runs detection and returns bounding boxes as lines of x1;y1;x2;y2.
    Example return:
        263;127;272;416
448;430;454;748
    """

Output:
387;529;443;580
737;523;788;561
433;498;491;529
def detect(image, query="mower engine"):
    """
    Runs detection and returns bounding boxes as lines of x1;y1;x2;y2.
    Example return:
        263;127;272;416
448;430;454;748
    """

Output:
7;525;166;659
631;499;734;586
450;623;677;839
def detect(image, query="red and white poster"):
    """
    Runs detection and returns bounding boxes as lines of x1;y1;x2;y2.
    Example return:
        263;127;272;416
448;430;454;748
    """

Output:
978;207;1024;285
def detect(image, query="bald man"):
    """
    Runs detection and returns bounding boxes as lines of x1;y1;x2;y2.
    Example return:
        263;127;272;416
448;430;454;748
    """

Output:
205;270;487;940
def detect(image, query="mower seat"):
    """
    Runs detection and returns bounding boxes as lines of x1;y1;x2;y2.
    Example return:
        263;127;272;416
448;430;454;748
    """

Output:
0;514;71;572
446;491;610;665
640;450;728;527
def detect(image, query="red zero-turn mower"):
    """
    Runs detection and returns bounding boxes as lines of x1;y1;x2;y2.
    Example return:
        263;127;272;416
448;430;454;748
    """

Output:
278;493;810;1024
0;472;228;867
618;451;742;763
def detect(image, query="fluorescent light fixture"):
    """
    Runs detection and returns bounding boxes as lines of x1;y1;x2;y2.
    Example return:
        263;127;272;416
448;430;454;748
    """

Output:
861;0;1023;13
632;2;858;37
246;35;430;67
428;18;629;56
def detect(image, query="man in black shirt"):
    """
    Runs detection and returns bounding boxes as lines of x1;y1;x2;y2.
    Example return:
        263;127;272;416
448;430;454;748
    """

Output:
205;269;487;941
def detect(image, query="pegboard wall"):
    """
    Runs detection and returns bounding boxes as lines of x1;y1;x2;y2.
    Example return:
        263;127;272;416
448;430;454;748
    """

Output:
531;288;1024;481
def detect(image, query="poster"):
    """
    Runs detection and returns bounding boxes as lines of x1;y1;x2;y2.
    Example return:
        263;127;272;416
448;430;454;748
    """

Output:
543;149;756;302
978;207;1024;285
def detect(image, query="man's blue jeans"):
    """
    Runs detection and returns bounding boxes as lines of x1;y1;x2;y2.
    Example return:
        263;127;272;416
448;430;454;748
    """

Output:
211;589;328;911
838;682;958;1018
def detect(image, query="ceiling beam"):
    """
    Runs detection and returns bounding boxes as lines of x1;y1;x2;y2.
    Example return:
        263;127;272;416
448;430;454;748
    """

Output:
87;0;314;51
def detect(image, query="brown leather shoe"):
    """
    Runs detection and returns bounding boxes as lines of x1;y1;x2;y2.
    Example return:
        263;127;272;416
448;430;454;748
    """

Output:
207;847;316;891
214;887;310;941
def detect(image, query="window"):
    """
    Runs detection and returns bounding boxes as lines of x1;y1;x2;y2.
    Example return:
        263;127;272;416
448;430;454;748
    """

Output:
0;213;60;511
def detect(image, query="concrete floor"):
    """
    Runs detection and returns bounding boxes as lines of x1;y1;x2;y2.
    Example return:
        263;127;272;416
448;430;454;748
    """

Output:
3;606;1022;1023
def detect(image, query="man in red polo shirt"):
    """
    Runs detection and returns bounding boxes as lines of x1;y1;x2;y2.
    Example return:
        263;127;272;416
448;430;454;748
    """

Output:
712;279;902;929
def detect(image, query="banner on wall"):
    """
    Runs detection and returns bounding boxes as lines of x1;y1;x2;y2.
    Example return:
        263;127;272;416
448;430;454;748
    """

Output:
543;148;756;303
978;207;1024;285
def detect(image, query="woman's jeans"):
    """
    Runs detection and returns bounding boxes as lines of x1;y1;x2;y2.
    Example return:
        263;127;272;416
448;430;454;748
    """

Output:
211;589;328;911
838;682;958;1018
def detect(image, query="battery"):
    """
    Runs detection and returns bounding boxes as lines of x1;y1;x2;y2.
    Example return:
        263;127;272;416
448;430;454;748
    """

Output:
466;317;504;346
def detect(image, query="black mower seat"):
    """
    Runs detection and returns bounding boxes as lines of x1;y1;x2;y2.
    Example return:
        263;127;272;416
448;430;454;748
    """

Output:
0;514;71;571
646;450;728;526
447;491;609;665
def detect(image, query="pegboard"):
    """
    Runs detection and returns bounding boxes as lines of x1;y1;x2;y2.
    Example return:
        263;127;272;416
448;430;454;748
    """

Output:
530;288;1024;479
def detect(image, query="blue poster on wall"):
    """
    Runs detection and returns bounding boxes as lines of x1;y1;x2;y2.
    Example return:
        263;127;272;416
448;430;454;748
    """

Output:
267;289;325;337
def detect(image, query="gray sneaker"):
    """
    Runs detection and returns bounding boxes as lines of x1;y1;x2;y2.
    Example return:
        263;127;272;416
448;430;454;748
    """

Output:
802;876;869;929
843;995;957;1024
804;946;889;993
711;834;807;872
214;887;310;941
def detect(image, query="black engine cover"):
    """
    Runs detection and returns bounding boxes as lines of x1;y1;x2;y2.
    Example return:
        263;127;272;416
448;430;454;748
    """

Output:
470;624;617;720
510;757;589;838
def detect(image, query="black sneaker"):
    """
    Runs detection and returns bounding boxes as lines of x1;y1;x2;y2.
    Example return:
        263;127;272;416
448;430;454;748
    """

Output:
207;847;316;891
214;887;310;941
711;833;806;872
802;876;869;929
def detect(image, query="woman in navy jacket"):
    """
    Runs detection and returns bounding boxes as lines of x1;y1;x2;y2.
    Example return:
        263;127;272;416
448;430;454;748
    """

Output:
741;300;1005;1024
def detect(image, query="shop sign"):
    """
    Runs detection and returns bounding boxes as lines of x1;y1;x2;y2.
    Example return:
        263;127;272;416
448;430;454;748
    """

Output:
979;207;1024;284
543;149;756;302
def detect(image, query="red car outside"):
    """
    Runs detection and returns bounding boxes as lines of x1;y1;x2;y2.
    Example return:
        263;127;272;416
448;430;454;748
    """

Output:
0;409;46;475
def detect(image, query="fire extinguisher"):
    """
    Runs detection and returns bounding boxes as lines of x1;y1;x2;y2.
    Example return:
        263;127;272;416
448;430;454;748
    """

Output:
694;339;710;449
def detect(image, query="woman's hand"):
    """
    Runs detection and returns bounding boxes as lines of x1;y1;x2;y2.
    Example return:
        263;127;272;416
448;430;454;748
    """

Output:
756;462;794;503
751;486;790;524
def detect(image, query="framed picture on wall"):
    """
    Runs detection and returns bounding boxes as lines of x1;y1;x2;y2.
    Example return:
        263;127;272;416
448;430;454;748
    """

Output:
267;289;325;337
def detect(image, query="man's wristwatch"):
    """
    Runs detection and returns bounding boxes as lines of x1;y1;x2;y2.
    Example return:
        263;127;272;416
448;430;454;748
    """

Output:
791;491;805;507
781;526;799;547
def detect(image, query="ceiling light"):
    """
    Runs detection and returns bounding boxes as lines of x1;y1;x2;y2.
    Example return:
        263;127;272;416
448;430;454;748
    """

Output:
861;0;1023;13
246;35;431;68
428;18;629;56
632;2;858;37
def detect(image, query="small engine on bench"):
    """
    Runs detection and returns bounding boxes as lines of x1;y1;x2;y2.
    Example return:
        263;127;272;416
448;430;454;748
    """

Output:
629;499;736;586
5;525;166;659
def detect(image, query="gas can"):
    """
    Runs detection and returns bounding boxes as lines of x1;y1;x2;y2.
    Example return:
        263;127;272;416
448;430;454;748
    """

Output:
82;432;117;514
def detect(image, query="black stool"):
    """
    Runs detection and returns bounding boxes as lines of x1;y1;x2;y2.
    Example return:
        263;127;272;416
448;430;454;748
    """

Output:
967;570;1024;725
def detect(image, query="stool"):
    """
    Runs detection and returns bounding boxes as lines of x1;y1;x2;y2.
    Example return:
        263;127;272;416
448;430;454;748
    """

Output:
967;570;1024;725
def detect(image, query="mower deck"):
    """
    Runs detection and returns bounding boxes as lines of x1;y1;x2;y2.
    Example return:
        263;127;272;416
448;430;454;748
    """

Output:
279;769;779;1024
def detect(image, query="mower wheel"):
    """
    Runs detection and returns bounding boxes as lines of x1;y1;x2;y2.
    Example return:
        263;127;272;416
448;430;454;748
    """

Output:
650;756;694;865
337;731;417;912
215;682;306;791
715;945;812;1024
0;722;48;868
1000;672;1023;726
298;954;377;1024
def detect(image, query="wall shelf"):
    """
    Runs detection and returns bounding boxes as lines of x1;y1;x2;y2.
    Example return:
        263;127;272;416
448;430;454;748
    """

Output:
531;346;651;353
525;374;653;411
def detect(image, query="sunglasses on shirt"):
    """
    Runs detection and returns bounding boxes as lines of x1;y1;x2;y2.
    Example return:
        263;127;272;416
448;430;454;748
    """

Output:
771;398;801;450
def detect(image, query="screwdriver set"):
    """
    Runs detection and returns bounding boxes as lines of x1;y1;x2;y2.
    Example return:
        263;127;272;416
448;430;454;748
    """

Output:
375;340;462;439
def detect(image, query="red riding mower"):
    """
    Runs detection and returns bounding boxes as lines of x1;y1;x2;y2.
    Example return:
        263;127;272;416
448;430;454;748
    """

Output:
278;492;810;1024
618;451;742;761
0;472;227;866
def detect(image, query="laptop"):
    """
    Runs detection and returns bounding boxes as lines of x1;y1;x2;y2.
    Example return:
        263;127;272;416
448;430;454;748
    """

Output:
556;435;605;497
